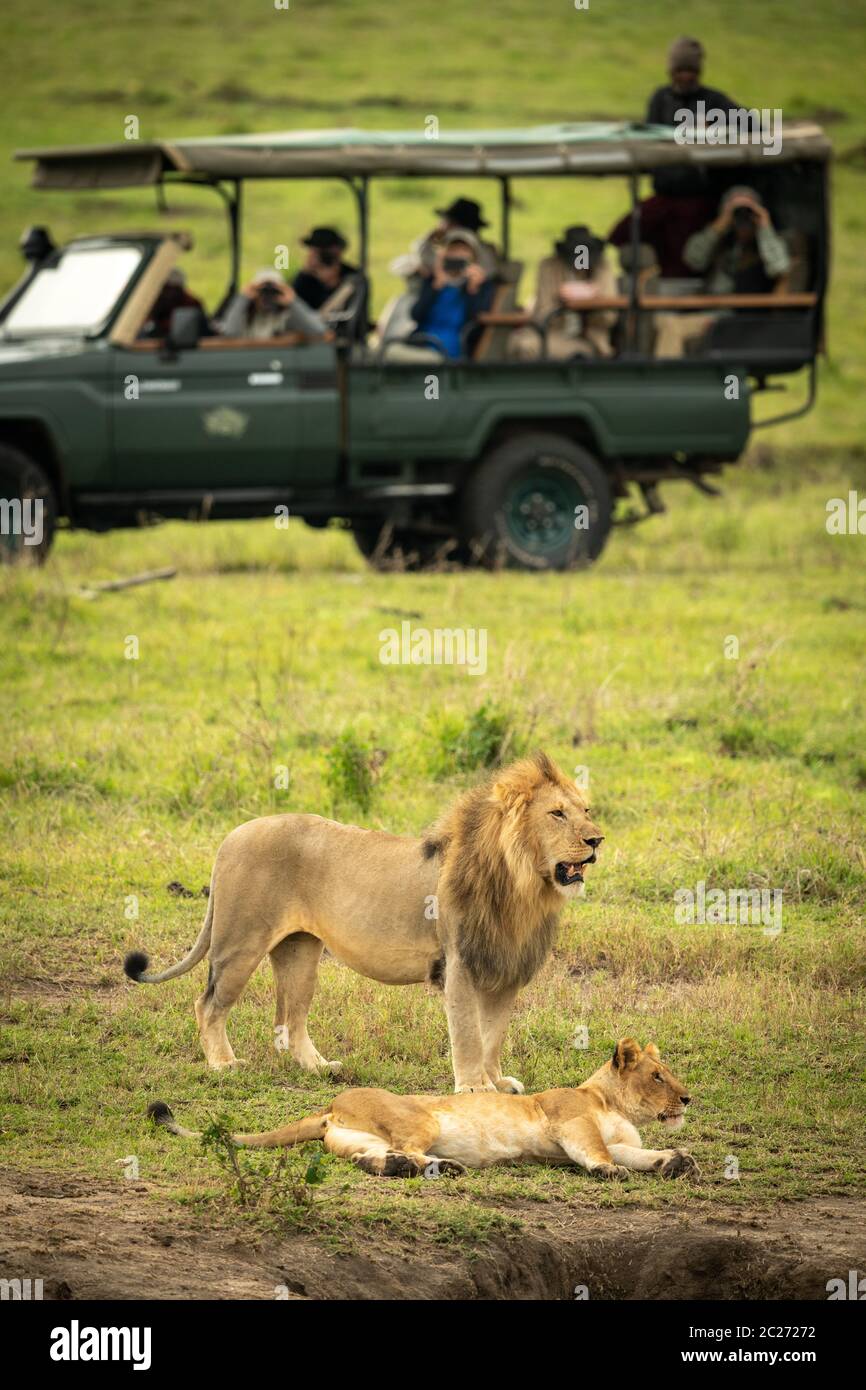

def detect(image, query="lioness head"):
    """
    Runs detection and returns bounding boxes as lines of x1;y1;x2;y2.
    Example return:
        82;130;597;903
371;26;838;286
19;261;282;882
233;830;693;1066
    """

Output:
610;1038;692;1129
491;750;604;900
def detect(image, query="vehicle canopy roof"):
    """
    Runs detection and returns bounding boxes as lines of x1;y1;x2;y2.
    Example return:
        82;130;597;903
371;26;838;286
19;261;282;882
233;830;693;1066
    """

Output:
15;121;831;189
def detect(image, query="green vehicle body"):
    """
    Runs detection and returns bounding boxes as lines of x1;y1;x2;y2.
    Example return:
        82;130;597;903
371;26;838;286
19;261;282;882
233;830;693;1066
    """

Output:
0;122;829;568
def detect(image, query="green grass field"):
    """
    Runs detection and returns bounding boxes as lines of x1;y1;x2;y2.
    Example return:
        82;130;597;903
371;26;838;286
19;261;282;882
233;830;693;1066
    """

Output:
1;0;865;1257
1;447;865;1244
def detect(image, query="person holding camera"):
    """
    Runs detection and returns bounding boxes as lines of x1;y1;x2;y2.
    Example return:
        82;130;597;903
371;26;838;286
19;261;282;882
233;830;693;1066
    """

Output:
218;268;326;340
683;186;790;293
403;230;495;360
382;232;494;362
654;186;791;358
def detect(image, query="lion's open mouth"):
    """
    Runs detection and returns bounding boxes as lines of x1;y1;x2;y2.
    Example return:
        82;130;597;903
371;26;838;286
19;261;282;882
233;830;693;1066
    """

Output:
555;851;596;887
556;862;585;886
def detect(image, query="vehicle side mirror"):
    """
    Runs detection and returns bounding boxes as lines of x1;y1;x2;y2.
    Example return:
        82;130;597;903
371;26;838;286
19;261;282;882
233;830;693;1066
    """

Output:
167;305;201;351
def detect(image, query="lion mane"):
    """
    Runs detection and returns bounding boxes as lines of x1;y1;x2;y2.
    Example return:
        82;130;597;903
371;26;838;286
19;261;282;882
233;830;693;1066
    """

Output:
423;751;574;993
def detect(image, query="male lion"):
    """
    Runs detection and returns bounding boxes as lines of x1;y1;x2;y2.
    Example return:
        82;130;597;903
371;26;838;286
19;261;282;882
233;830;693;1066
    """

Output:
148;1038;698;1181
124;751;602;1093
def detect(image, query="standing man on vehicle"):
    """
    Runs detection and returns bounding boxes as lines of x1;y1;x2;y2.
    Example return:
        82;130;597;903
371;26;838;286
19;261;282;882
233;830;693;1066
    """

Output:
646;36;738;127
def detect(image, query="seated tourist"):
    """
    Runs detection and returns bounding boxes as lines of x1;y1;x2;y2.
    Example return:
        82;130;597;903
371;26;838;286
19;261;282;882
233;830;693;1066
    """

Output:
385;231;495;362
654;186;791;357
683;186;791;292
218;269;326;340
139;269;211;339
509;225;617;360
390;198;499;285
292;227;359;310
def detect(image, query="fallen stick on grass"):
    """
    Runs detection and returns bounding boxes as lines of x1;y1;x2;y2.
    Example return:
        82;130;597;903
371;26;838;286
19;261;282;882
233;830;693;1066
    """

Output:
78;567;177;596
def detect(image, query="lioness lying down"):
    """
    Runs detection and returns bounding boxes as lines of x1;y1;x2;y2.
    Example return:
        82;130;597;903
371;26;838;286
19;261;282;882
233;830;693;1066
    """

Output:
148;1038;698;1181
124;752;602;1093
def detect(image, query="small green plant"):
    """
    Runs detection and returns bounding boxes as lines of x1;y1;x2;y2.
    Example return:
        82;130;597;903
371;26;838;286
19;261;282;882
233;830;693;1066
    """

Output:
324;731;383;811
201;1113;330;1222
428;702;520;778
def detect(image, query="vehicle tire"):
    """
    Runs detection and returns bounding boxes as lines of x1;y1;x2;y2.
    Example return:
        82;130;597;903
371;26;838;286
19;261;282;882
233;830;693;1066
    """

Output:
0;445;56;565
460;433;612;570
351;517;464;571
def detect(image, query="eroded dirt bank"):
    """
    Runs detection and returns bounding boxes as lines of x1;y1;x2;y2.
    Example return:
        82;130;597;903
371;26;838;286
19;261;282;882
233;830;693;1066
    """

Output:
1;1171;863;1301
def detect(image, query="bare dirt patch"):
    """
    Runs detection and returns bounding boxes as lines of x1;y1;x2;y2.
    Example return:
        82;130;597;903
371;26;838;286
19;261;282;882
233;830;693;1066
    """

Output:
1;1170;863;1301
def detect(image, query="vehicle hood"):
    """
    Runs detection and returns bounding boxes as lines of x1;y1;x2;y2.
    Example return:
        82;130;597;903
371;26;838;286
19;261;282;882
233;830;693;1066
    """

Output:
0;336;95;370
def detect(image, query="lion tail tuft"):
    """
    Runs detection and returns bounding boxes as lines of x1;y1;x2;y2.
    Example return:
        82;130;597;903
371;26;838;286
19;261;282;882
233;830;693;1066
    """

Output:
147;1100;201;1140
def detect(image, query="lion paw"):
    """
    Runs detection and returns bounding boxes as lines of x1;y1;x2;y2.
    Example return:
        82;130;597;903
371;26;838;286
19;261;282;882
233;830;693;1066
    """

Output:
382;1151;424;1178
303;1055;342;1076
455;1081;497;1094
424;1158;467;1178
495;1077;525;1094
659;1149;700;1180
591;1162;630;1182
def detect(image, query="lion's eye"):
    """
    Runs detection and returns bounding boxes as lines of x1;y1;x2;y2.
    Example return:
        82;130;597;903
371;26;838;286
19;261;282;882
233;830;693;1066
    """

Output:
653;1072;664;1083
550;809;567;820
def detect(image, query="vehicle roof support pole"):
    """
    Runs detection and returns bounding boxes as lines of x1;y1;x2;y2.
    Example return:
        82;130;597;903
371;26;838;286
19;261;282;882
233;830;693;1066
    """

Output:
229;179;242;297
344;177;369;275
628;171;641;353
500;176;511;261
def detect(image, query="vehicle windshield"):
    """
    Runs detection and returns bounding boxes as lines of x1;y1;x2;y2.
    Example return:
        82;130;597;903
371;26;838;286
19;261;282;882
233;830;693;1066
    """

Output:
1;242;144;338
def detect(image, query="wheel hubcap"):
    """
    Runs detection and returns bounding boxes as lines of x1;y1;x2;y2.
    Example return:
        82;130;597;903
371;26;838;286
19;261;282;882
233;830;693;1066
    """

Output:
505;459;586;555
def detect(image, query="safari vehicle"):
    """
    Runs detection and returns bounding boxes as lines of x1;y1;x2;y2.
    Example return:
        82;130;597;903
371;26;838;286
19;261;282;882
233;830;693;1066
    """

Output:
1;122;830;569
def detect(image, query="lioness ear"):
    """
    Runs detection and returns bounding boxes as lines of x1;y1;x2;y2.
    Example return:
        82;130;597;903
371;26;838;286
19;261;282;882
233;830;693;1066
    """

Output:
644;1043;661;1062
612;1037;641;1071
421;834;449;859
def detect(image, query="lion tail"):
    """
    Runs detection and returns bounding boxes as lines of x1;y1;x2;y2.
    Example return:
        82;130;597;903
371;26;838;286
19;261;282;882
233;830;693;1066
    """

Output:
147;1101;330;1149
123;877;214;985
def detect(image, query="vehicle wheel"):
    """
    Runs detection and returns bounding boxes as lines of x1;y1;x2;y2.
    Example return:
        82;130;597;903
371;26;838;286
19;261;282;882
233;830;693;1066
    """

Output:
0;445;56;564
460;433;612;570
351;518;464;571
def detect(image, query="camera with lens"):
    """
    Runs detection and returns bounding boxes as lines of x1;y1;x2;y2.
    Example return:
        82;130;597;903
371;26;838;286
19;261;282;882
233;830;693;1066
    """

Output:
257;281;283;309
733;205;756;230
442;255;469;281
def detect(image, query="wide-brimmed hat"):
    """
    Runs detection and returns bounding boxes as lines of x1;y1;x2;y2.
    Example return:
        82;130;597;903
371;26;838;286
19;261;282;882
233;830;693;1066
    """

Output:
555;224;605;265
301;226;347;250
435;197;489;230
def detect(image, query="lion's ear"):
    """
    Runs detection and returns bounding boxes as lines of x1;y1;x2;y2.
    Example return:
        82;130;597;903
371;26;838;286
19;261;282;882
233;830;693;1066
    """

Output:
644;1042;661;1061
612;1038;642;1071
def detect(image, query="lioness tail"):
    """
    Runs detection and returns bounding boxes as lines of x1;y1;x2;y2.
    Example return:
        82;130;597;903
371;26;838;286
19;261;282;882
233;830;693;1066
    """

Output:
147;1101;330;1149
124;880;214;985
